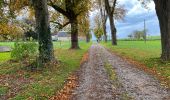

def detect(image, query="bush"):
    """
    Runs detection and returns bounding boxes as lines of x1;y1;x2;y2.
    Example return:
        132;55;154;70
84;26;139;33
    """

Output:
11;42;38;61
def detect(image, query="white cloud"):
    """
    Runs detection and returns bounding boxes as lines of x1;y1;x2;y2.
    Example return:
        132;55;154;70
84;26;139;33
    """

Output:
127;3;147;16
118;0;137;5
90;0;159;39
118;0;155;16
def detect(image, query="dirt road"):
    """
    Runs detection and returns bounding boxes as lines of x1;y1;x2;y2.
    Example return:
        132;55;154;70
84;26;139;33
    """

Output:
71;44;170;100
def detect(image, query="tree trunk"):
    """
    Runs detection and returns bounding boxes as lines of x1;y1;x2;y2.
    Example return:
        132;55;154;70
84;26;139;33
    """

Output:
104;0;117;45
109;14;117;45
33;0;55;64
70;18;80;49
103;20;107;42
154;0;170;61
86;32;90;43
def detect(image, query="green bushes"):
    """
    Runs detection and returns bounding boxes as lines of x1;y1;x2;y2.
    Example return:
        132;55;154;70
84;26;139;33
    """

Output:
11;42;38;61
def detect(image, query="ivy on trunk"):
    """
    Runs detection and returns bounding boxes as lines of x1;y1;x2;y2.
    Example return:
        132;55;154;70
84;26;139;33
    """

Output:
33;0;55;66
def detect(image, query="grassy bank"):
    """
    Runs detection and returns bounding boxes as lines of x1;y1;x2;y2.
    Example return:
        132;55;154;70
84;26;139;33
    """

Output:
101;40;170;86
0;41;92;99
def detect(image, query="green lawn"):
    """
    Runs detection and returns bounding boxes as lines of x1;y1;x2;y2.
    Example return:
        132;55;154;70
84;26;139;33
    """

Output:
0;52;11;63
0;42;14;47
0;41;86;62
0;42;14;63
0;41;92;99
101;40;170;86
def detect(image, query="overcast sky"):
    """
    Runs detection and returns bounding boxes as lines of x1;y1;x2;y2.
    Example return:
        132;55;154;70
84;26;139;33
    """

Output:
91;0;160;39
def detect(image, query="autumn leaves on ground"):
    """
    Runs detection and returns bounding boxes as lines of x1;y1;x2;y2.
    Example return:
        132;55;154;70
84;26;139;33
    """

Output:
1;0;170;99
0;41;170;100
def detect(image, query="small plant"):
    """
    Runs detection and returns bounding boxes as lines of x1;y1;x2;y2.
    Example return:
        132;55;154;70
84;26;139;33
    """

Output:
11;41;38;61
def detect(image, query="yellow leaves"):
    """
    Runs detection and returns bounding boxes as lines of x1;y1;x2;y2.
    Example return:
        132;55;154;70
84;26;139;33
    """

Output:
0;23;10;35
10;0;29;11
0;23;24;39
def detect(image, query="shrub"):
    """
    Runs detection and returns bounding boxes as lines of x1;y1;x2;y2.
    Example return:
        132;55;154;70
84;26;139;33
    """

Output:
11;42;38;61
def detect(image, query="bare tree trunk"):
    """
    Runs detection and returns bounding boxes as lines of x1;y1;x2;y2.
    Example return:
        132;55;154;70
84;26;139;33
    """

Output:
109;14;117;45
33;0;55;65
103;20;107;42
154;0;170;61
86;32;90;43
70;18;80;49
104;0;117;45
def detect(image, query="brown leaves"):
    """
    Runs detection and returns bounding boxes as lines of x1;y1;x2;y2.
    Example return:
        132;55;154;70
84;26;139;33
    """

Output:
80;52;89;64
112;52;170;89
50;75;78;100
50;52;89;100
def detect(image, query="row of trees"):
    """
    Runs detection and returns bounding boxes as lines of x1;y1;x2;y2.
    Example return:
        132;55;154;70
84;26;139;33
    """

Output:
128;29;147;40
1;0;170;64
0;0;92;66
93;0;126;44
94;0;170;61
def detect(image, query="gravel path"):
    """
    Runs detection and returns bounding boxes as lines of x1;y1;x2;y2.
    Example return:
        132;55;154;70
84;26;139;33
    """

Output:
71;44;170;100
71;45;115;100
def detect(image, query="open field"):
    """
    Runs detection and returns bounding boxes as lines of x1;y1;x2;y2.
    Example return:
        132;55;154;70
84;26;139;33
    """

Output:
101;40;170;86
0;41;91;99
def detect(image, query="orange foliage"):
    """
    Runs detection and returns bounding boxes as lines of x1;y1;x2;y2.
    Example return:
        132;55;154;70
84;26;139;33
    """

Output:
80;52;89;64
50;75;78;100
0;23;24;40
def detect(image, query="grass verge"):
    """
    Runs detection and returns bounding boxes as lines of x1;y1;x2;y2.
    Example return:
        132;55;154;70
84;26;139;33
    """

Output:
101;40;170;88
0;41;91;99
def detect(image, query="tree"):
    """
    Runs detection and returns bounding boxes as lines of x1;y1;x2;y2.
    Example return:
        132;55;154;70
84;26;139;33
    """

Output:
49;0;91;49
139;0;170;61
154;0;170;61
129;29;148;40
94;14;104;42
95;0;108;42
104;0;126;45
128;34;133;40
104;0;117;45
78;14;91;43
0;22;24;41
32;0;55;65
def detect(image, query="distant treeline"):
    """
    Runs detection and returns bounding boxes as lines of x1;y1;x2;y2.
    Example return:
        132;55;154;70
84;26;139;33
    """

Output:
119;36;161;41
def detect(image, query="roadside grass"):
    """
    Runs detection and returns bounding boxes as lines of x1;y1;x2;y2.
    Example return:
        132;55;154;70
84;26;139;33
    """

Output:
0;41;92;99
101;40;170;86
0;52;11;63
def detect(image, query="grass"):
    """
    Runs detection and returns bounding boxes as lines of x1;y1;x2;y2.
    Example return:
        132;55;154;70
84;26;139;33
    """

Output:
0;41;86;62
101;40;170;86
0;41;92;99
0;86;9;96
0;52;11;63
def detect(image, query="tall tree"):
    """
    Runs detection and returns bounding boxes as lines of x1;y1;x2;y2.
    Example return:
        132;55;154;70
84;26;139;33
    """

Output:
94;14;104;42
78;14;91;43
154;0;170;61
105;0;117;45
139;0;170;61
98;0;107;42
32;0;55;64
49;0;91;49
